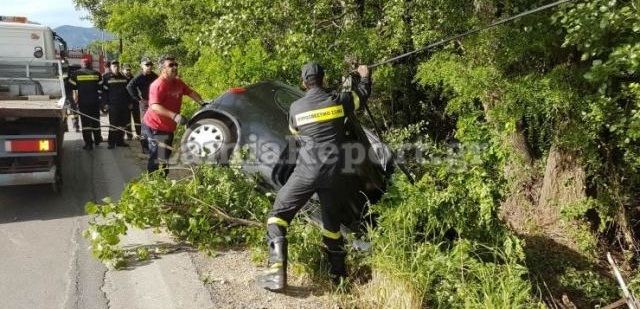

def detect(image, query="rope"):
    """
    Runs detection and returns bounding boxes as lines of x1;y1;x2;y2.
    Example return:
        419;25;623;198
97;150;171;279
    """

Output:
367;0;574;69
357;0;575;185
65;106;176;151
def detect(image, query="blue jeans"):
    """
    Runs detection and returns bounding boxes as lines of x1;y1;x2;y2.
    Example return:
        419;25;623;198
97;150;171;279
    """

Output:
144;126;174;176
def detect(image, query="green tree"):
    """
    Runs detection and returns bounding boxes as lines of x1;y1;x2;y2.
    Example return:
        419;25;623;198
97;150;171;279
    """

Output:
76;0;640;306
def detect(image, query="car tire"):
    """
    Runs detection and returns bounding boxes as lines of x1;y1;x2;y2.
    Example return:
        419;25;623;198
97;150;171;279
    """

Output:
181;118;235;164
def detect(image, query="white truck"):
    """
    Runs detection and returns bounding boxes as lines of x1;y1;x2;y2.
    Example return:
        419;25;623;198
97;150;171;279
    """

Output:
0;16;69;191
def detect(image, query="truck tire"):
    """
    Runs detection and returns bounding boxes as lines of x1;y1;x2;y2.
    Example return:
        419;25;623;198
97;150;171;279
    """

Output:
52;166;63;193
52;122;64;193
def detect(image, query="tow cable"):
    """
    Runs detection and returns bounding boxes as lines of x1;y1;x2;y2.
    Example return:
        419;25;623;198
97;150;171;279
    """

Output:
368;0;574;69
357;0;575;184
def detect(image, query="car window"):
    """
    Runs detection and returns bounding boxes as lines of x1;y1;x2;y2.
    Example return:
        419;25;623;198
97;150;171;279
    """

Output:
273;88;300;112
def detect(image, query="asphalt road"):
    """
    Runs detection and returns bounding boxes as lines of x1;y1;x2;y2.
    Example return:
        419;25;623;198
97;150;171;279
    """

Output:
0;124;214;309
0;127;111;309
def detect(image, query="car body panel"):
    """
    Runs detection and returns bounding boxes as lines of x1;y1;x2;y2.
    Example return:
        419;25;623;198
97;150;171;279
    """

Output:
185;81;394;232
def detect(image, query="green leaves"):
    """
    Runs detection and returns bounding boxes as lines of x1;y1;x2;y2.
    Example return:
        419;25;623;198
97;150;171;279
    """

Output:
83;165;271;268
182;39;281;98
74;0;640;305
369;125;536;306
85;202;98;215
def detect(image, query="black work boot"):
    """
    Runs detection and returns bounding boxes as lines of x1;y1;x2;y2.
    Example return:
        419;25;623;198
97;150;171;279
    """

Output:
325;248;347;284
257;236;287;292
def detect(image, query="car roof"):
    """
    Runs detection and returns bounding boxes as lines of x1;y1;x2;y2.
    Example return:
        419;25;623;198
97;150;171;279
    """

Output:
243;80;303;96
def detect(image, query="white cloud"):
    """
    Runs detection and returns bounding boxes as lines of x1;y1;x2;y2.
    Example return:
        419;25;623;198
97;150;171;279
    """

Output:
0;0;93;28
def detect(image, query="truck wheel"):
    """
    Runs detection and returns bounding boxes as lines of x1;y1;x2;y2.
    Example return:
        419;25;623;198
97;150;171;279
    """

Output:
52;168;63;193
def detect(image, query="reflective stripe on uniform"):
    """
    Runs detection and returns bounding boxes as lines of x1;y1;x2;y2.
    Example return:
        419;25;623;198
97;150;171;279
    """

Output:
77;75;99;81
289;125;299;135
69;80;77;85
267;217;289;227
107;79;128;84
294;105;344;126
265;266;282;274
351;91;360;110
321;228;342;240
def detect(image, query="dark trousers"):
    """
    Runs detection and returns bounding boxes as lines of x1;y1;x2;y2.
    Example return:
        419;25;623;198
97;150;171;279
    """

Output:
267;172;345;251
139;106;149;151
71;101;80;131
79;103;101;145
108;105;129;146
126;102;141;139
145;126;174;175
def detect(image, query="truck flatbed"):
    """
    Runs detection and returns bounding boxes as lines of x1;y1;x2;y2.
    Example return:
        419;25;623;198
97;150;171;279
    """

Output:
0;99;64;118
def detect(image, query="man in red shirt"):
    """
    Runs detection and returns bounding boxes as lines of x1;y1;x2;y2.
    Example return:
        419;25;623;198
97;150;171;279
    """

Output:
143;55;204;175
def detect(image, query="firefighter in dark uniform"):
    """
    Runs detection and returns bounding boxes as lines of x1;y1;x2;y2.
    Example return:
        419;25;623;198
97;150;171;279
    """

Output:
100;60;111;115
257;62;371;292
102;60;131;149
69;58;103;150
63;65;80;132
121;63;136;141
126;57;158;154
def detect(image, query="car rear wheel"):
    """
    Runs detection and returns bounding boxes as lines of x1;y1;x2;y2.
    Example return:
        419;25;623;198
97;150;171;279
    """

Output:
181;118;235;164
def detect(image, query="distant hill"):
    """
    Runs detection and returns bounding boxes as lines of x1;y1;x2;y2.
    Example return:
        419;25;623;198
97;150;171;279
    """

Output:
53;25;114;49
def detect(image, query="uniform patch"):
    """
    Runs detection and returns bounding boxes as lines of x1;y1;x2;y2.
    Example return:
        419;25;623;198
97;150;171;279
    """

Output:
76;75;99;81
294;105;344;126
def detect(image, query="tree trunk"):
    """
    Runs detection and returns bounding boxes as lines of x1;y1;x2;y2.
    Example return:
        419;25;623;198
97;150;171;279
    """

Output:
608;178;639;258
535;145;587;249
482;100;533;169
502;144;587;250
509;120;533;166
475;1;533;167
616;204;638;255
538;145;586;210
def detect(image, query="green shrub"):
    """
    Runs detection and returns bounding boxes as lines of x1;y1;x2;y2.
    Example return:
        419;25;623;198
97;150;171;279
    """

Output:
367;125;540;307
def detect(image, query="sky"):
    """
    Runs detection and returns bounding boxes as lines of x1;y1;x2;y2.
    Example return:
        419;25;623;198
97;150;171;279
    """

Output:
1;0;93;28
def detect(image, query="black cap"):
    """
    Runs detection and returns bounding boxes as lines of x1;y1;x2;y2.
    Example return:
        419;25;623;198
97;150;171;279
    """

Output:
110;59;120;65
301;62;324;82
158;54;176;66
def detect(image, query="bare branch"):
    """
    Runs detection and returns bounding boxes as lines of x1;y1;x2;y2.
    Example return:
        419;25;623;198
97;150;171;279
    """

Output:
188;196;262;227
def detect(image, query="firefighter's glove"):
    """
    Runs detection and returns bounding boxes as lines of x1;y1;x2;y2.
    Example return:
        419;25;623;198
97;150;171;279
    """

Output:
173;113;189;126
356;65;369;78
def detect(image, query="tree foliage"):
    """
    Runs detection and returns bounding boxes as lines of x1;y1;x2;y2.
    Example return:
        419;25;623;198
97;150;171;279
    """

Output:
77;0;640;306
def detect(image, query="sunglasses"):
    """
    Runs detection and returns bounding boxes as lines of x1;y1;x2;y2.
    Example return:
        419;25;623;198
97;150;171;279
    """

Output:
166;62;179;68
143;62;153;66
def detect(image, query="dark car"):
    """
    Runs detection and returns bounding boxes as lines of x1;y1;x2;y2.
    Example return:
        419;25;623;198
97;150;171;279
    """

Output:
180;81;394;233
